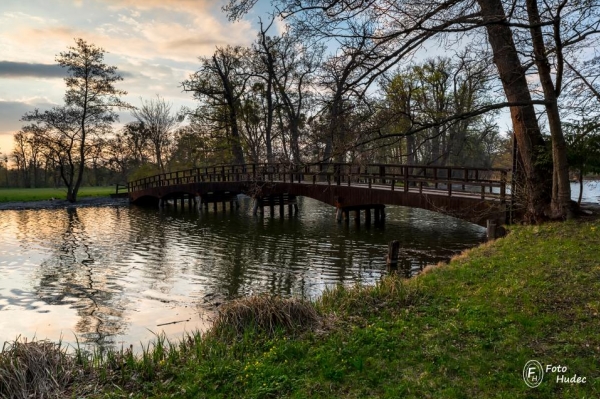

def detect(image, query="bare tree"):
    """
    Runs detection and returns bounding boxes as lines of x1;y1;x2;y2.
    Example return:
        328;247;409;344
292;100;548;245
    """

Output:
21;39;127;202
183;46;250;165
131;95;179;173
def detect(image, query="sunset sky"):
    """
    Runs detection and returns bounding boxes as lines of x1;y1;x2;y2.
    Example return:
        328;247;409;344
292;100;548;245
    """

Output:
0;0;278;156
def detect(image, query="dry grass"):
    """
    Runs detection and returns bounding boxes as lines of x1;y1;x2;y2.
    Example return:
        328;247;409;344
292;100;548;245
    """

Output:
0;338;76;399
210;295;322;338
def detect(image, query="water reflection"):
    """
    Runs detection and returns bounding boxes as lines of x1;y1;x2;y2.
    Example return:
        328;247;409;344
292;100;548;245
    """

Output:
0;197;485;349
33;208;126;346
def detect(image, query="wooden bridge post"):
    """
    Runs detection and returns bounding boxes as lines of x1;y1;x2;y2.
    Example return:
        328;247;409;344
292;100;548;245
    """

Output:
343;209;350;224
387;240;400;271
213;201;217;213
447;167;453;196
279;194;284;218
354;210;361;226
365;208;371;226
500;170;507;204
374;207;380;224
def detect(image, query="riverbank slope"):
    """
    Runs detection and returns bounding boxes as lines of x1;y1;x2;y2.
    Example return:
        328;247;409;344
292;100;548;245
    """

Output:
3;219;599;398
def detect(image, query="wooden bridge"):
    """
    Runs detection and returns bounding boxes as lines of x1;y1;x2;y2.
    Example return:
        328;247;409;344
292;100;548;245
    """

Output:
127;163;511;227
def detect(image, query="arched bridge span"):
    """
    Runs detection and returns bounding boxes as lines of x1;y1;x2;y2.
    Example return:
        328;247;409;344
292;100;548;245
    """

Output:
128;163;510;227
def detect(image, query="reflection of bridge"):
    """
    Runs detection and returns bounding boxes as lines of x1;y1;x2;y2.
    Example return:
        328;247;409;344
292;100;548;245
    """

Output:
128;163;510;227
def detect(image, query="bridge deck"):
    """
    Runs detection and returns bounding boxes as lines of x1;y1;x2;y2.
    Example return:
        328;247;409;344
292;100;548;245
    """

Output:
128;163;511;226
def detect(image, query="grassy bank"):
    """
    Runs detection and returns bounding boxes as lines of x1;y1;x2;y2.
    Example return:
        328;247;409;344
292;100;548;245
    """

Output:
2;220;599;398
0;187;115;203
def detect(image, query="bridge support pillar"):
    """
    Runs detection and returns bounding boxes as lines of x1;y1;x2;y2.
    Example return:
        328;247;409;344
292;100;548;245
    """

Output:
336;208;342;223
252;199;259;216
354;210;360;226
365;208;371;226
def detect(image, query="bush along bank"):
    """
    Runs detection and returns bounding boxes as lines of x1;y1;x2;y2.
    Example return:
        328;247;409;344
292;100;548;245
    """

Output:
1;220;599;398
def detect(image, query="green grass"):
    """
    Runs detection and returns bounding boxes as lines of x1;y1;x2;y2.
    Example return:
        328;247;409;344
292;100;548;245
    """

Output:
3;220;600;398
0;187;116;202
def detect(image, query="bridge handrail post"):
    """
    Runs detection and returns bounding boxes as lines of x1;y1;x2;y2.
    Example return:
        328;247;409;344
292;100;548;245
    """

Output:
447;167;452;197
500;170;507;204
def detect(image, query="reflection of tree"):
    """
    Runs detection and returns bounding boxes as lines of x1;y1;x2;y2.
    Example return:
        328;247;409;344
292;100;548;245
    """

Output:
34;208;126;347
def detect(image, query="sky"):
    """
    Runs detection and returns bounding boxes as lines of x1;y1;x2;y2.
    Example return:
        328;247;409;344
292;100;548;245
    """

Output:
0;0;279;156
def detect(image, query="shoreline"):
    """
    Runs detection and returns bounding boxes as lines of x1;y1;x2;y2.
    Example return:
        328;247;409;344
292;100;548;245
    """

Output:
0;196;130;211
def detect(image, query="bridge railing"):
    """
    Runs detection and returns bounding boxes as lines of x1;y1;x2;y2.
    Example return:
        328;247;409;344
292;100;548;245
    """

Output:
128;163;509;202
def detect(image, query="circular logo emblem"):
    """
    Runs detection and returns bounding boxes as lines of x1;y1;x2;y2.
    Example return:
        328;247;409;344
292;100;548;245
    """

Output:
523;360;544;388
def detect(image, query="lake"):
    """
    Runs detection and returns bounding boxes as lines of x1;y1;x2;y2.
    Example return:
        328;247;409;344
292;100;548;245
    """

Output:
0;196;485;350
1;180;597;350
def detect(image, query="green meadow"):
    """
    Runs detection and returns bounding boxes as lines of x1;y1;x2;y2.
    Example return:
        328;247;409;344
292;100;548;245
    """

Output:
0;187;116;203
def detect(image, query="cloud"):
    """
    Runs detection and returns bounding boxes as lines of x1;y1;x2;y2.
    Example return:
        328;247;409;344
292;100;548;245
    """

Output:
0;61;65;79
0;98;58;128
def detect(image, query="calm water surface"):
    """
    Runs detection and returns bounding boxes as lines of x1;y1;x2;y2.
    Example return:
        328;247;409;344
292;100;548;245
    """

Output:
0;194;513;350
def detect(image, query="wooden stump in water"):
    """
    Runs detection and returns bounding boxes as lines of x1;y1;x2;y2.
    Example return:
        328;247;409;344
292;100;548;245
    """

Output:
387;240;400;271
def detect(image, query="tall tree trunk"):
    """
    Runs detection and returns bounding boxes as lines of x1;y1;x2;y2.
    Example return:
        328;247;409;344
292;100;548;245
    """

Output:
526;0;571;219
578;169;583;205
476;0;552;222
229;108;245;165
265;77;274;164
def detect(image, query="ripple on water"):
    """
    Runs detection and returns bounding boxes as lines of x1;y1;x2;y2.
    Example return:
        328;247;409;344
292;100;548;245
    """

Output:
0;198;485;348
